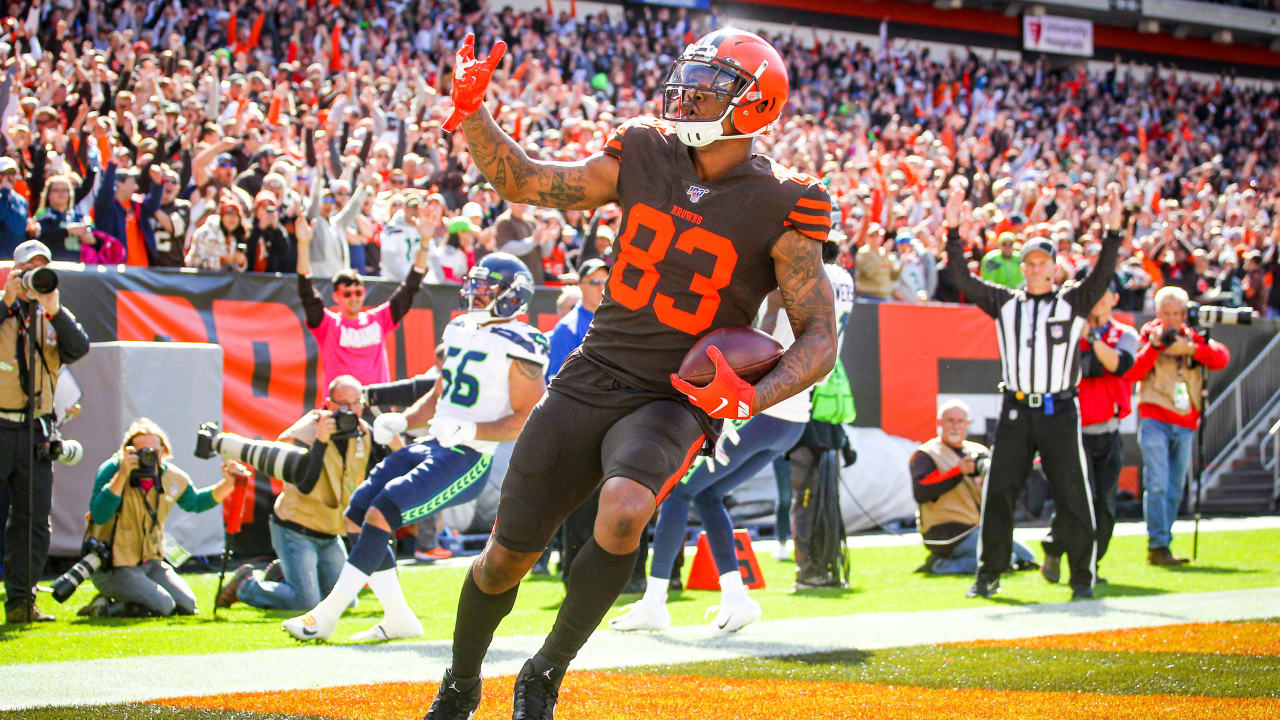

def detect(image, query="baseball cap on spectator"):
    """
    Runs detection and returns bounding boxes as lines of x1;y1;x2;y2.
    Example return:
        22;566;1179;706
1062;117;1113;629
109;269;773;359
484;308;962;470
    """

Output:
215;153;237;168
329;180;351;195
252;146;282;163
998;232;1017;245
218;192;242;214
14;240;52;264
462;202;485;223
894;233;913;246
577;258;608;280
0;157;17;174
447;217;481;234
1021;238;1056;261
596;225;616;242
425;192;447;208
405;194;423;208
254;192;278;210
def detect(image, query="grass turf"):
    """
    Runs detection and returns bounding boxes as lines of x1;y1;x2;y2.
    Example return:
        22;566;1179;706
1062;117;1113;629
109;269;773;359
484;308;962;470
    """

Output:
624;640;1280;698
0;709;323;720
3;527;1278;665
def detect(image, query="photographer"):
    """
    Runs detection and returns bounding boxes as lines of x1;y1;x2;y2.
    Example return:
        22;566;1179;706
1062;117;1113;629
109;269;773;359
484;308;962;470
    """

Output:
218;376;400;611
1124;286;1230;566
85;419;239;617
1;240;90;624
910;400;1035;575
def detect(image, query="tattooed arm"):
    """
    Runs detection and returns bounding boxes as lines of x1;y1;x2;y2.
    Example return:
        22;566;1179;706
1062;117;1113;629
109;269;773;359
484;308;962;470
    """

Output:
475;359;547;442
458;105;619;210
751;230;837;413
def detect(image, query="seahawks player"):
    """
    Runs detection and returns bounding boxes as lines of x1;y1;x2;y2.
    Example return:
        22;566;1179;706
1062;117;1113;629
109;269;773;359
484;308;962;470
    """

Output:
282;253;548;643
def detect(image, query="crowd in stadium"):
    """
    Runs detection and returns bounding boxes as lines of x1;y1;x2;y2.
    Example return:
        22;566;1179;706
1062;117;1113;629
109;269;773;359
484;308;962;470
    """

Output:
0;0;1277;320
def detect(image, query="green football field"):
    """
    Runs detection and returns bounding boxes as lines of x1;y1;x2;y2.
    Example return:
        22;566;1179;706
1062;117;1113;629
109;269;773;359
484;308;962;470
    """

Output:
4;527;1278;666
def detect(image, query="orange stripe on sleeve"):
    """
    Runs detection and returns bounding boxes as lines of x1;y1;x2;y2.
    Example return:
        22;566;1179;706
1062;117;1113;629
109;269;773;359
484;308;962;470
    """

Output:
788;211;833;226
795;197;831;211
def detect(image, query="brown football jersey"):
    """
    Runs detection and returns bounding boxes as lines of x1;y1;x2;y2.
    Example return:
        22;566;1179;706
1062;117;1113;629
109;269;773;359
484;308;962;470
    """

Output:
576;118;831;392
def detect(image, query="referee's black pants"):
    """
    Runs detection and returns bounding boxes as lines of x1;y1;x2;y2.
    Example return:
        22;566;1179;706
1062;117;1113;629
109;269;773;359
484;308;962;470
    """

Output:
1043;429;1122;566
979;398;1096;590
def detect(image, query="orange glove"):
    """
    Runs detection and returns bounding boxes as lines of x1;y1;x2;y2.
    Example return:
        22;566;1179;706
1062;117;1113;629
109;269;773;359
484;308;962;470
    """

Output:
670;346;757;420
443;32;507;132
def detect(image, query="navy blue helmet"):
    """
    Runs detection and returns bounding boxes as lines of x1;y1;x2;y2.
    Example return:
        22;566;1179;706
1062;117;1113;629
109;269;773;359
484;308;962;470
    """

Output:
460;252;535;320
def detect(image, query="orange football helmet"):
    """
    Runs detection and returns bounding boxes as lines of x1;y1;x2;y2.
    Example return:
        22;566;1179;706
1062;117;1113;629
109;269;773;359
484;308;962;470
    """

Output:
661;28;789;147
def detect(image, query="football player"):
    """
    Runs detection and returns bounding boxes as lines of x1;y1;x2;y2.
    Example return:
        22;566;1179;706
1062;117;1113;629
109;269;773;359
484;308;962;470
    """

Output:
427;29;838;719
282;253;548;643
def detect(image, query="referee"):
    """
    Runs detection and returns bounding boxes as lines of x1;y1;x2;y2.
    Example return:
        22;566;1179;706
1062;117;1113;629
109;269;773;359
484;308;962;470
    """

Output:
943;183;1123;601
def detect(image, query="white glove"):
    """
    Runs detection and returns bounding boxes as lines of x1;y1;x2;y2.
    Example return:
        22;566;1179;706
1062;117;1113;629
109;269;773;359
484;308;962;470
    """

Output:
372;412;408;445
708;421;743;470
429;417;477;448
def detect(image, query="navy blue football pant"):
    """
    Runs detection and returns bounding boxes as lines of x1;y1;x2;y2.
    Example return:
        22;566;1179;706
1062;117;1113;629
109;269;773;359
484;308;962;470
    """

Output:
650;414;806;580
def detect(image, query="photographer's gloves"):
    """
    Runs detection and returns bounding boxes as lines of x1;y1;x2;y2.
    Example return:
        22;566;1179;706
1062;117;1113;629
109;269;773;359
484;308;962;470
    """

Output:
443;33;507;132
372;412;408;445
670;347;756;420
429;417;477;449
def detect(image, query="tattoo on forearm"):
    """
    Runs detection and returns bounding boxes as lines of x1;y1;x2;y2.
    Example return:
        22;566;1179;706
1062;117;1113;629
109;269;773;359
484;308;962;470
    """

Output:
754;232;837;411
460;108;593;208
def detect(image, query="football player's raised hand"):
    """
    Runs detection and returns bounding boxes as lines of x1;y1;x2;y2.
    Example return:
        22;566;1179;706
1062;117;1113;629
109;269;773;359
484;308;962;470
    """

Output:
443;33;506;133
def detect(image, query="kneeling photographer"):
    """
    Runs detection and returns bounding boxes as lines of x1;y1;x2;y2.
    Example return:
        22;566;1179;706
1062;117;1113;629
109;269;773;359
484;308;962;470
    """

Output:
210;375;402;611
78;419;241;617
1124;287;1237;566
2;240;90;624
909;400;1036;575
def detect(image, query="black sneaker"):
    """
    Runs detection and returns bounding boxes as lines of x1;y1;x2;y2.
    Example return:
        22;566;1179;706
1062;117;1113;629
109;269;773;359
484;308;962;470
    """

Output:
264;559;284;583
423;669;481;720
913;553;939;574
511;654;566;720
1040;553;1061;584
965;577;1000;599
1071;585;1094;601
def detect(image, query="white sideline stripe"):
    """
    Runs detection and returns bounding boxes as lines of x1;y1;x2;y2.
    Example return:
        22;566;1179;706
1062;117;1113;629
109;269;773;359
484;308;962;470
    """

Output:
5;586;1280;710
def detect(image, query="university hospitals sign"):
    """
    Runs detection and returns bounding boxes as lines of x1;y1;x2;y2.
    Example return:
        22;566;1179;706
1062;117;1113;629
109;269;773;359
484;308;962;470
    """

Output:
1023;14;1094;58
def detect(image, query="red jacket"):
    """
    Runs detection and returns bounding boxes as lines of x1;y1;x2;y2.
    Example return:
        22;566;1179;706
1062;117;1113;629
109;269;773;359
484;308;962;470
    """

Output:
1124;320;1230;429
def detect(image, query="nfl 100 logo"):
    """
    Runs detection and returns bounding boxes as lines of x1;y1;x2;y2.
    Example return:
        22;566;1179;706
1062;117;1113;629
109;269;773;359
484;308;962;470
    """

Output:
687;185;710;203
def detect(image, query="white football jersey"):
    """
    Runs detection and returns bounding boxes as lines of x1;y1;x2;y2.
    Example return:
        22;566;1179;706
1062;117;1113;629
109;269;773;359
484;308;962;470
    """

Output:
826;263;855;354
435;315;549;454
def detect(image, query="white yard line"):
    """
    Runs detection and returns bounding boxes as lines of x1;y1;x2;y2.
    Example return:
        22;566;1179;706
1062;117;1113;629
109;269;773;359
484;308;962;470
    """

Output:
5;586;1279;711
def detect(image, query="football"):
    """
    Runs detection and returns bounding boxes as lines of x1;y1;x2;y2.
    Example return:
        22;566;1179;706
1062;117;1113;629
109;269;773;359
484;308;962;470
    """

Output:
677;326;785;386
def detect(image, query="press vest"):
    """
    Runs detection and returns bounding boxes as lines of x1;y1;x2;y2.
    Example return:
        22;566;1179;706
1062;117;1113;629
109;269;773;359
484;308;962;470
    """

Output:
274;415;372;536
916;437;988;547
0;305;63;416
87;463;192;567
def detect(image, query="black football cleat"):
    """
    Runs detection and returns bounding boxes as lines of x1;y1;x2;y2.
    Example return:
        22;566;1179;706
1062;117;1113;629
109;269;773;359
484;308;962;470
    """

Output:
1071;585;1094;601
1040;553;1061;584
965;577;1000;599
511;654;567;720
423;669;481;720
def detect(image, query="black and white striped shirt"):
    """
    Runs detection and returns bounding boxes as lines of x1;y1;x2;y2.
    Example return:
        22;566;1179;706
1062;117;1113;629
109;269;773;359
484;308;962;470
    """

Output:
946;229;1121;395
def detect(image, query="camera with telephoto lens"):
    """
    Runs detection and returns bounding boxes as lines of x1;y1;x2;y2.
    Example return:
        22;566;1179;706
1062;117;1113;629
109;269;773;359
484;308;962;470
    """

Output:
19;266;58;294
42;436;84;465
331;408;360;440
51;536;111;603
195;421;306;483
1186;302;1253;328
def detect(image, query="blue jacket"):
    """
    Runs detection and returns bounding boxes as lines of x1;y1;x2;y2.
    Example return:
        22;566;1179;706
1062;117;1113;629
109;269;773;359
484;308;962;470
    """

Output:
545;302;594;381
0;187;28;259
93;164;163;263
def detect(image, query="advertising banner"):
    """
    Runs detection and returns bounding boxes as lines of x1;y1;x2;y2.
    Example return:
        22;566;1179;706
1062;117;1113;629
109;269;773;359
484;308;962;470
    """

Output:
1023;14;1094;57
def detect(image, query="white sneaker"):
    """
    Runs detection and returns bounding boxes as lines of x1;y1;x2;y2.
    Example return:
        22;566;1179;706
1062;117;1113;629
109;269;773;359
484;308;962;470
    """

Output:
608;600;671;631
349;616;424;642
282;611;336;642
771;541;790;561
708;595;762;633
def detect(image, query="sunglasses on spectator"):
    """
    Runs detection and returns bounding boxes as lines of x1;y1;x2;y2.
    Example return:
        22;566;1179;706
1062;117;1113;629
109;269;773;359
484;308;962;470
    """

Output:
322;197;337;204
341;288;366;298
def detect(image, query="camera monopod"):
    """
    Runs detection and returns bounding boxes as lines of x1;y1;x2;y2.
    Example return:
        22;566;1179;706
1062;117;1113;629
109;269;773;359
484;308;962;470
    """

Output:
213;462;253;619
1192;328;1212;561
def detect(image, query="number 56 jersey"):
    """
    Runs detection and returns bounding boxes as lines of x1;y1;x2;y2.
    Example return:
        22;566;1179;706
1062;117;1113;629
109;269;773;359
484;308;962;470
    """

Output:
580;117;832;392
436;315;549;455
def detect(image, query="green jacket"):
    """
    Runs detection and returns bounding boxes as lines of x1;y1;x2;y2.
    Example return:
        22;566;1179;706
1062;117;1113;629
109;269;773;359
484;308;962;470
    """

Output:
980;248;1023;289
